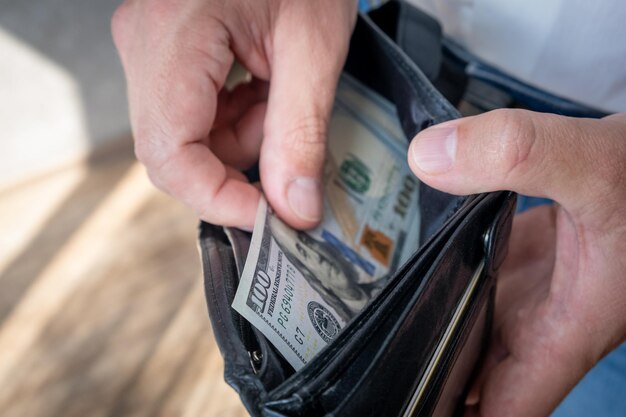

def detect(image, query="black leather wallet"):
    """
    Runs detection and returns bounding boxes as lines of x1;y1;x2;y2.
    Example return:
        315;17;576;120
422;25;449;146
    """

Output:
198;2;516;416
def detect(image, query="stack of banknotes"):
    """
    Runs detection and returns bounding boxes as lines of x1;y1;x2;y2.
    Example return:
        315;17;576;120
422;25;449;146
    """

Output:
232;75;420;370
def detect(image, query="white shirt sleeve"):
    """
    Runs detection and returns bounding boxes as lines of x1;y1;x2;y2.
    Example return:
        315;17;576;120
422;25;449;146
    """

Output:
407;0;626;113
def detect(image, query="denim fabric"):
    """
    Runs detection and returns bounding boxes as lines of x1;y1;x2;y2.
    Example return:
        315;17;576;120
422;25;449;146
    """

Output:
465;62;607;119
358;0;386;12
515;196;553;214
442;39;608;119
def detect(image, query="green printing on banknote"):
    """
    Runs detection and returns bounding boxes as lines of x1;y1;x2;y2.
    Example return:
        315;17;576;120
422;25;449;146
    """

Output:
232;74;421;369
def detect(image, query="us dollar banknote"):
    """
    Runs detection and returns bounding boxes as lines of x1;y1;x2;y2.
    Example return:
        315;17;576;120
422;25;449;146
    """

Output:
232;75;420;369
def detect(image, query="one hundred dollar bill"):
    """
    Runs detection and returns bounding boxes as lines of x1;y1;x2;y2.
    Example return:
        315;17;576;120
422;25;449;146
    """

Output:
232;75;420;369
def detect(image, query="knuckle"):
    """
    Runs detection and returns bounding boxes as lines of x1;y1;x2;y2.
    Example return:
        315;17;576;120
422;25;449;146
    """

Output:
282;115;328;168
488;109;538;179
134;140;174;193
132;116;177;167
580;124;626;222
133;136;164;168
599;151;625;193
596;130;626;191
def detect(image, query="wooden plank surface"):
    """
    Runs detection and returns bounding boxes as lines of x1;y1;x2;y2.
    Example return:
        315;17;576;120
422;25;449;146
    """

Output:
0;149;249;417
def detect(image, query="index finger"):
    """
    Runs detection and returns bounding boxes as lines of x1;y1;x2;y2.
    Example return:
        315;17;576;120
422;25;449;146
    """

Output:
149;143;260;227
125;18;262;227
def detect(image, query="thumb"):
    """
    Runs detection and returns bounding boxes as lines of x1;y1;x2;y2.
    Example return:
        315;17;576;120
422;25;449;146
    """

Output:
408;109;624;213
260;1;355;229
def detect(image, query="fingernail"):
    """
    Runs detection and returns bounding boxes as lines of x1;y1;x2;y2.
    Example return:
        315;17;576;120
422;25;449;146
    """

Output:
411;125;457;174
287;177;322;222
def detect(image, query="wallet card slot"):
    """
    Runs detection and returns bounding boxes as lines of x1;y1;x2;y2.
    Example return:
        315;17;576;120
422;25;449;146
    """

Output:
222;226;298;385
401;260;488;417
409;284;492;417
220;228;259;355
201;223;295;395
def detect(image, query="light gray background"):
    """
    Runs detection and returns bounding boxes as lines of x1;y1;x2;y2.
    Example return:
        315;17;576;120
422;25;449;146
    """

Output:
0;0;130;187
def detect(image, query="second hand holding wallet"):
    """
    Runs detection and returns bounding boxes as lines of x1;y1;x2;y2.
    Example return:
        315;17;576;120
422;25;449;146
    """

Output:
198;2;516;416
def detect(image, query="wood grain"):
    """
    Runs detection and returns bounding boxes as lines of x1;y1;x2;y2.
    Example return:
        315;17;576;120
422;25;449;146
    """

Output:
0;148;249;417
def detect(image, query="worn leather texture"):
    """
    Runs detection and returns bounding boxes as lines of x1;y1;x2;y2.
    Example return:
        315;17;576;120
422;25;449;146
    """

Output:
198;2;517;416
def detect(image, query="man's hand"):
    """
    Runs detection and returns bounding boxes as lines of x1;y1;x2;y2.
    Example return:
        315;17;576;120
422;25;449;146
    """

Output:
409;109;626;417
112;0;357;229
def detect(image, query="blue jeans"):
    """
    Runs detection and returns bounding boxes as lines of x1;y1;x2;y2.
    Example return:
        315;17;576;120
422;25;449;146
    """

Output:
358;0;385;11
